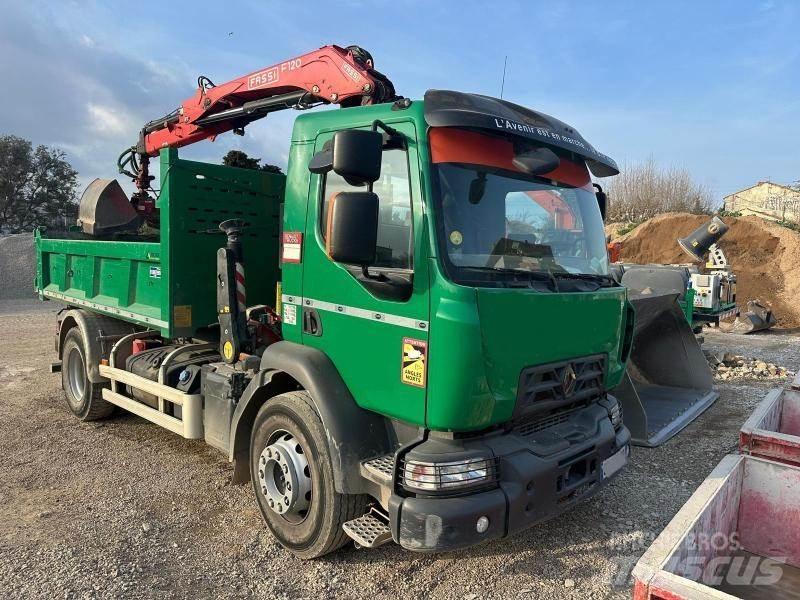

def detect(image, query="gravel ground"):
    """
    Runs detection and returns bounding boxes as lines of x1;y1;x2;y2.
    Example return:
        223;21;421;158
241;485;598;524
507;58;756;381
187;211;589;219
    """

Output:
1;300;798;599
0;234;37;301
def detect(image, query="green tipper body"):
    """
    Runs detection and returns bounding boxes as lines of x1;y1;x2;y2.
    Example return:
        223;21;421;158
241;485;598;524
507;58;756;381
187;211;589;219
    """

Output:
35;99;629;433
36;149;284;337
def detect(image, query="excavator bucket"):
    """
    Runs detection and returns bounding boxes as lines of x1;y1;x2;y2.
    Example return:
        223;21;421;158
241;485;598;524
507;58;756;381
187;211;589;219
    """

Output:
612;267;718;447
77;178;141;236
722;301;776;334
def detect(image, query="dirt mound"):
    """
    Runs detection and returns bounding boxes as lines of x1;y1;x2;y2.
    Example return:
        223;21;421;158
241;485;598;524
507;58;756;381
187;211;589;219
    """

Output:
0;233;37;301
610;213;800;328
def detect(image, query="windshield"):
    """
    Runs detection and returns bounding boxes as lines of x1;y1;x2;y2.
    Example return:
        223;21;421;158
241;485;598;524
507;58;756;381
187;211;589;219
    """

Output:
429;130;611;290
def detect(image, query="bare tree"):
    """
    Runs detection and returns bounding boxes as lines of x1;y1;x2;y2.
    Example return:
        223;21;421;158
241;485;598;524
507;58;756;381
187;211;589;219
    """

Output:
0;135;79;232
604;158;715;222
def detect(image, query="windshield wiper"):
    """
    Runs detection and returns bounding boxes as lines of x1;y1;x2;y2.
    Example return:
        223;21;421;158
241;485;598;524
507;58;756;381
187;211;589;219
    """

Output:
548;271;617;290
459;266;559;291
551;272;615;283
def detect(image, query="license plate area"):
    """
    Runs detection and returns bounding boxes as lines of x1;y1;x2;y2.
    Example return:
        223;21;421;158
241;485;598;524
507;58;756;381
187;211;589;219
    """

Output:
601;445;629;480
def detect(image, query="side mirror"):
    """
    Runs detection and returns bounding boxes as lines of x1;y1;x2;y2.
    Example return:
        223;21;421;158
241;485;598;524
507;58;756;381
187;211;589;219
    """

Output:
326;192;379;265
593;183;607;221
308;129;383;186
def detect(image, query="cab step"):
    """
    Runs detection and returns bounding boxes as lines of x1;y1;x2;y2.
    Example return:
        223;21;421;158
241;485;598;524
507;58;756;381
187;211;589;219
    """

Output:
342;512;392;549
360;454;394;486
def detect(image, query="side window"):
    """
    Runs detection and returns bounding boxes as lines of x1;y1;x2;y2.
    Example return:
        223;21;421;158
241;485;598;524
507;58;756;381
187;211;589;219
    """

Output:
321;149;413;269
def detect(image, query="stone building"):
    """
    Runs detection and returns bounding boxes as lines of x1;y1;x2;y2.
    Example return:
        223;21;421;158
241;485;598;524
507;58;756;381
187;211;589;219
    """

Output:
723;181;800;223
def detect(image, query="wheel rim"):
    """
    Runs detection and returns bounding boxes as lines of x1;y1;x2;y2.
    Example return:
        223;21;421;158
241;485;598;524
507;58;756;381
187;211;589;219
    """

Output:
257;430;312;524
66;347;86;400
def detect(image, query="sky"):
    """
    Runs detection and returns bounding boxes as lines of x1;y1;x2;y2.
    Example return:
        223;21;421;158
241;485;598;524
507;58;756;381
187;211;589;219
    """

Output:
1;1;798;202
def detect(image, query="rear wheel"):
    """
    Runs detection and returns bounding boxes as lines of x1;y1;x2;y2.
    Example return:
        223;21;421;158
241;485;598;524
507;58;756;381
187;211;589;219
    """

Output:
61;327;114;421
250;391;367;558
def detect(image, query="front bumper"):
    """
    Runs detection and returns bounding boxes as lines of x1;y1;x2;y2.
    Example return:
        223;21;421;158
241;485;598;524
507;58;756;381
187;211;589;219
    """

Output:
389;404;631;552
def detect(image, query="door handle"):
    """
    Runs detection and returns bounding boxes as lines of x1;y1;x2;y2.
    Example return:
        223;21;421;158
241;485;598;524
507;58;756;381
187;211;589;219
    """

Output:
302;308;323;336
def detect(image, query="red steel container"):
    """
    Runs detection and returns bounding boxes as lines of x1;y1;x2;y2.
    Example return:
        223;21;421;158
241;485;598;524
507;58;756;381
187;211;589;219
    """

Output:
632;454;800;600
740;387;800;467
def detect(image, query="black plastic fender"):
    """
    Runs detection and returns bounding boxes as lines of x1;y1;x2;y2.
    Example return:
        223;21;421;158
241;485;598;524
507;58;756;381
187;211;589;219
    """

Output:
57;309;136;384
228;340;391;493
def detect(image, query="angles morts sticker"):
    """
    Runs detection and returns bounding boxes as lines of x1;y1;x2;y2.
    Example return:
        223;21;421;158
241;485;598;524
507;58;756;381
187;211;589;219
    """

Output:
401;338;427;388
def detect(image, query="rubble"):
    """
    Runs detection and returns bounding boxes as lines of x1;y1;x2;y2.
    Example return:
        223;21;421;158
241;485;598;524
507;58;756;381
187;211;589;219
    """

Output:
704;351;794;381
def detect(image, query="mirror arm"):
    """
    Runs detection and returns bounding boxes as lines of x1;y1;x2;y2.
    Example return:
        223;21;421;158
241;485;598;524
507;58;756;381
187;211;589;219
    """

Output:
593;183;607;222
372;119;397;136
372;120;405;150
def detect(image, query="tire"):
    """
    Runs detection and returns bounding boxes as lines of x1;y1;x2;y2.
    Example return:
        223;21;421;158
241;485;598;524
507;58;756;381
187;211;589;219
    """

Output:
250;391;368;559
61;327;114;421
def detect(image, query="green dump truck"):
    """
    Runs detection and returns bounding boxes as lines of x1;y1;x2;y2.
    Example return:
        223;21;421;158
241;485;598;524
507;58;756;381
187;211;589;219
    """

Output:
35;47;632;557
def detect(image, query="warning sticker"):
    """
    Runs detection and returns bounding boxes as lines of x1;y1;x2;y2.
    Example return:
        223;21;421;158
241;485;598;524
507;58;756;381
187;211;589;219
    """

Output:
282;232;303;263
283;303;297;326
401;338;428;388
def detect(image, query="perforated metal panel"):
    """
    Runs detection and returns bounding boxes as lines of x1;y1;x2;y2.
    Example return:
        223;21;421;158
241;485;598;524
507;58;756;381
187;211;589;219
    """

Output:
160;149;284;337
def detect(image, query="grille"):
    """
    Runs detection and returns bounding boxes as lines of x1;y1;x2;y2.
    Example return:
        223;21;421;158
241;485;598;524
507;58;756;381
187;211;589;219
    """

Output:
515;410;572;437
514;355;606;420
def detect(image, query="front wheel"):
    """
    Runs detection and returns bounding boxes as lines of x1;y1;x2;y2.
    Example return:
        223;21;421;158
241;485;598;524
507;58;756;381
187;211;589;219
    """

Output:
250;391;367;559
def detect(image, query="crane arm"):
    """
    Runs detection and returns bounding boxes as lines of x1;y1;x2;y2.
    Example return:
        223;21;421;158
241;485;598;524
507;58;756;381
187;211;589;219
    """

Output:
118;44;397;197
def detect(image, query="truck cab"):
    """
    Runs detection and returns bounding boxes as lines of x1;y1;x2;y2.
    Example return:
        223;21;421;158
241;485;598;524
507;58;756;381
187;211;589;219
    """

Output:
276;90;631;550
38;88;631;557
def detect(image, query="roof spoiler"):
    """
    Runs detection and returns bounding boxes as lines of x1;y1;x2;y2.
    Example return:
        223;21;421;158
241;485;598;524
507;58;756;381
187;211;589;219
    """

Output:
423;89;619;178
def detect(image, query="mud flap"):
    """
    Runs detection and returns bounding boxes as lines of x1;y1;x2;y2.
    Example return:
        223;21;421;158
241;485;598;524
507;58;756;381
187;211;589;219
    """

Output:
613;292;718;447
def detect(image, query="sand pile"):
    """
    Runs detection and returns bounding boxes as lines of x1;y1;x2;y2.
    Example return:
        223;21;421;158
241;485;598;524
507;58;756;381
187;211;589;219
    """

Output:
608;213;800;328
0;233;37;300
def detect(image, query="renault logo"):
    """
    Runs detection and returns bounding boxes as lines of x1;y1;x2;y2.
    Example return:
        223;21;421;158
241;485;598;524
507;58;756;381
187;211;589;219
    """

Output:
562;364;577;396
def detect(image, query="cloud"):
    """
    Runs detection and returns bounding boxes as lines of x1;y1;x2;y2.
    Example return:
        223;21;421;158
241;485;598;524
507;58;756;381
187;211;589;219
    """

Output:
86;103;137;137
0;4;191;190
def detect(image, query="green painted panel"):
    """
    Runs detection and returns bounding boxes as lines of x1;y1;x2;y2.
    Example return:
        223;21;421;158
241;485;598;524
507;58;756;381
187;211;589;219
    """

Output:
36;230;164;328
278;140;314;345
425;271;628;431
298;118;430;425
159;149;284;337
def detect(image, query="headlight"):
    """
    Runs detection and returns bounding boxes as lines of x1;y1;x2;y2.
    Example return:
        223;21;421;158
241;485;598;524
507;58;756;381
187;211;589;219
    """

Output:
401;457;498;493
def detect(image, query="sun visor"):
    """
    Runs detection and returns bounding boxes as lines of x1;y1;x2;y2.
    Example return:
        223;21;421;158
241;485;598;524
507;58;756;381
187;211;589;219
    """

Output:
424;89;619;178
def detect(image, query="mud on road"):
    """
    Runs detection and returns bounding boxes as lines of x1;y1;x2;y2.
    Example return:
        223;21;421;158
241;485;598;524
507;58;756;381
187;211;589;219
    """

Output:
1;300;797;599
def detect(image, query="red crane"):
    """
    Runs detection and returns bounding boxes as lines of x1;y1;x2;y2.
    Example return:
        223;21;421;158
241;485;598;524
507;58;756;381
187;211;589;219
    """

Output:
116;44;397;216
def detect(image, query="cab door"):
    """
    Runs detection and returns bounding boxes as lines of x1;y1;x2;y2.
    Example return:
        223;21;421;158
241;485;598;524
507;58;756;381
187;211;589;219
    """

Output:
297;121;429;424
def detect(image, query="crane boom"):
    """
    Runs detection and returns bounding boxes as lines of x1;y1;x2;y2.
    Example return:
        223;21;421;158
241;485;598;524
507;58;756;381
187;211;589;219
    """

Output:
117;44;397;209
